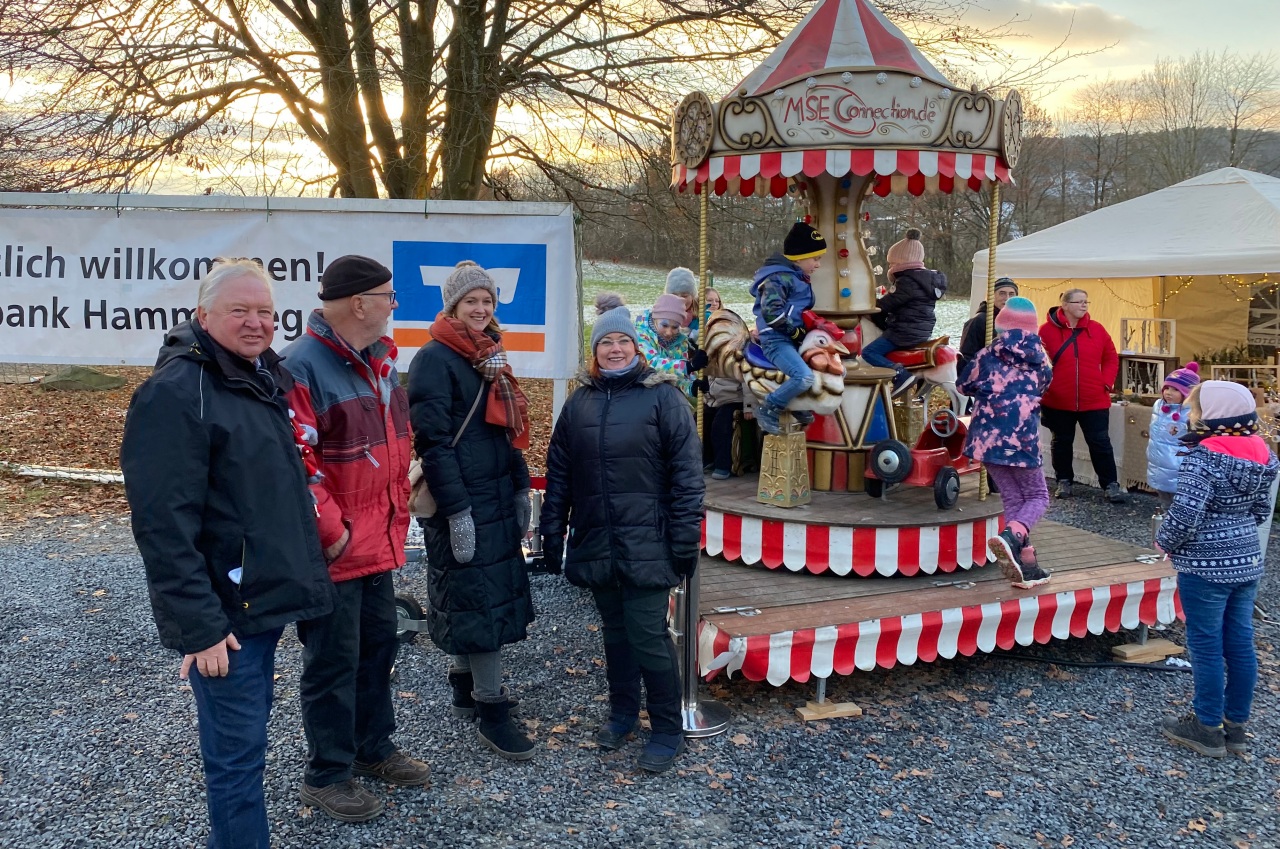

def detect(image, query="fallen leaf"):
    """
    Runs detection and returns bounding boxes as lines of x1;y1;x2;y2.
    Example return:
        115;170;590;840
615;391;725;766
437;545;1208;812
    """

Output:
984;790;1004;799
944;690;969;703
1188;819;1207;833
730;733;752;746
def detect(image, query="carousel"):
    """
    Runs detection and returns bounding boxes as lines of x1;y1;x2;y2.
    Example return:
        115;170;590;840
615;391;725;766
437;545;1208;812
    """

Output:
666;0;1180;719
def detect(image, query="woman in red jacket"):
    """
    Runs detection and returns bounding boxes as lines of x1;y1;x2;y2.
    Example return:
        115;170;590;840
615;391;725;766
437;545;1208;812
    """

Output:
1038;289;1127;503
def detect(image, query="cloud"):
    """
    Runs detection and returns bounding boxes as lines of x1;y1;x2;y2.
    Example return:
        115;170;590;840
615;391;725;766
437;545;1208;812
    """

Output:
960;1;1148;50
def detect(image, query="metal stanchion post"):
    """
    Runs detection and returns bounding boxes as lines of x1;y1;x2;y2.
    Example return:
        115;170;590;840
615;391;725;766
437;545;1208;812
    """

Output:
673;563;730;737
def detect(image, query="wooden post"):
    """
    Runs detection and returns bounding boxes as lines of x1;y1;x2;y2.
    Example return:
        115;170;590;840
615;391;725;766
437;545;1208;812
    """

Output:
697;185;709;436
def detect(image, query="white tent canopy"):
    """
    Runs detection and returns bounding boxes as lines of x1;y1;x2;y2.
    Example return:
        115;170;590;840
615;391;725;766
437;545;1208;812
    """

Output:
972;168;1280;285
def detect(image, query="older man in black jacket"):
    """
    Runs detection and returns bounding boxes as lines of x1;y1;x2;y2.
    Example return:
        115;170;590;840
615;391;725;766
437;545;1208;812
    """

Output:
121;258;334;849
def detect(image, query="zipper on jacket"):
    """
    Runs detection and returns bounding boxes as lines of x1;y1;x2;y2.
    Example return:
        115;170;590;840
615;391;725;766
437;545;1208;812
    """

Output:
364;449;381;468
600;386;615;555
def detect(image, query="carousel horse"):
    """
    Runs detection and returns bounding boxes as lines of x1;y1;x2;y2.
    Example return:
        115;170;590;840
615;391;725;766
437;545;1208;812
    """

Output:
842;325;964;412
704;309;849;416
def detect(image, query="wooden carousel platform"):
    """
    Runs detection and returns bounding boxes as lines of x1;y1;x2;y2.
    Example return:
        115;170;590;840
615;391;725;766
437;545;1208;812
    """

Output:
693;517;1180;684
702;474;1005;577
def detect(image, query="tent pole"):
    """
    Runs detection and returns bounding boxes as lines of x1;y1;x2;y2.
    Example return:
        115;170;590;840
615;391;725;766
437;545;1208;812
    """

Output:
979;182;1001;502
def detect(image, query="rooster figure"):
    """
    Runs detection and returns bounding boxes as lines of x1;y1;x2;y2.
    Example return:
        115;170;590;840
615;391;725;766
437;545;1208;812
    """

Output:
704;309;849;415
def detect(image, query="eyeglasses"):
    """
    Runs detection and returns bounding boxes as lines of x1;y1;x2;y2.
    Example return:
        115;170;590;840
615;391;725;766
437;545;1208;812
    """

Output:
360;290;397;301
1066;300;1089;306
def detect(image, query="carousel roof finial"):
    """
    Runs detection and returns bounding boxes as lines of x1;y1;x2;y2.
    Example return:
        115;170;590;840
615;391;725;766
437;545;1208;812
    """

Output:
736;0;950;97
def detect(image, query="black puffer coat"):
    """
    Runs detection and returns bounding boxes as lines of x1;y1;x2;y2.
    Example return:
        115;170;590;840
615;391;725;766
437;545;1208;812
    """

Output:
541;362;704;590
874;267;948;347
407;339;533;655
120;321;335;656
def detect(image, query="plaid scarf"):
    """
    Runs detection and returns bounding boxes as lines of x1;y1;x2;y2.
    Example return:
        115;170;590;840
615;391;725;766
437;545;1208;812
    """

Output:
430;314;530;449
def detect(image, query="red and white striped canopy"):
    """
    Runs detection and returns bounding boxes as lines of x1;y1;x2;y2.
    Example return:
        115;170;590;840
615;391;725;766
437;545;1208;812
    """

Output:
671;148;1012;197
735;0;949;96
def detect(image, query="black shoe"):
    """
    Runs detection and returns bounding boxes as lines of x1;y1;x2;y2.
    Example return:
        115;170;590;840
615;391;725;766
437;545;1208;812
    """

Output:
637;732;686;773
1105;482;1128;504
755;403;782;435
1161;713;1226;758
1055;480;1073;499
792;410;815;426
476;698;537;761
1012;543;1051;588
1224;720;1248;754
300;780;384;823
593;716;638;751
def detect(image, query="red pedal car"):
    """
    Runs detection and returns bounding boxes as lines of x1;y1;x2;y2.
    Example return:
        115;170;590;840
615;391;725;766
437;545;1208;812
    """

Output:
862;408;981;509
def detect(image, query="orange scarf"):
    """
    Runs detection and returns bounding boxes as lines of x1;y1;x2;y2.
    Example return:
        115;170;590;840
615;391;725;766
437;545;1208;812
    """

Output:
430;315;530;449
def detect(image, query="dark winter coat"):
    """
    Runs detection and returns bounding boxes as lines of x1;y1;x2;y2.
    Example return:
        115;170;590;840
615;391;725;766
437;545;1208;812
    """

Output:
957;329;1053;468
958;302;1000;373
120;320;335;656
874;267;947;347
1039;306;1119;412
540;362;705;590
750;254;815;343
1157;436;1278;584
283;311;412;583
407;337;533;655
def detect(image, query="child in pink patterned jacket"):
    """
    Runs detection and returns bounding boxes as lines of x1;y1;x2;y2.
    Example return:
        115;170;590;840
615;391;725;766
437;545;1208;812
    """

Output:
956;297;1054;588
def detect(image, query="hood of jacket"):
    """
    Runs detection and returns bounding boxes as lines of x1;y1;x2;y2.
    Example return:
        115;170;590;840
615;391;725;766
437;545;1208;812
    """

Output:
155;319;291;391
989;329;1048;368
750;254;807;295
1046;305;1097;331
891;266;948;300
574;360;678;392
1191;443;1279;498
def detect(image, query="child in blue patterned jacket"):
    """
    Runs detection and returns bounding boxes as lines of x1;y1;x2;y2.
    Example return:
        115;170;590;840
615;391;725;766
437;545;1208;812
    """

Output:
1146;362;1199;510
1156;380;1278;758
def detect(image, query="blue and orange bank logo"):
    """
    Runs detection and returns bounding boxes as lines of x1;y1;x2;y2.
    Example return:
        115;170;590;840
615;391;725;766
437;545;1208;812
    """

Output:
390;241;548;352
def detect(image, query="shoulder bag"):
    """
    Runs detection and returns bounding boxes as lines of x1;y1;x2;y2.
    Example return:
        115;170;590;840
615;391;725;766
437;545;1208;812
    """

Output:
408;382;487;518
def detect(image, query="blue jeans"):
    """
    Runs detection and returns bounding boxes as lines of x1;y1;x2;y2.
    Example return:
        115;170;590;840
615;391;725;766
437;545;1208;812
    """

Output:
759;332;814;409
189;627;283;849
859;334;908;378
1177;572;1259;725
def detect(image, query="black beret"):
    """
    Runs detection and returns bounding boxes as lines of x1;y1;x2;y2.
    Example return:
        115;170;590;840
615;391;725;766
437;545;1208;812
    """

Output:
319;255;392;300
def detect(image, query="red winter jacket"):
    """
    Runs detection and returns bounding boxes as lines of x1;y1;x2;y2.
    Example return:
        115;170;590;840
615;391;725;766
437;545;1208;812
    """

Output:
283;311;412;583
1039;306;1118;412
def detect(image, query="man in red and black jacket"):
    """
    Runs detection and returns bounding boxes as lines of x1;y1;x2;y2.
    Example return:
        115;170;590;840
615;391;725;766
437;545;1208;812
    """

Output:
283;255;427;823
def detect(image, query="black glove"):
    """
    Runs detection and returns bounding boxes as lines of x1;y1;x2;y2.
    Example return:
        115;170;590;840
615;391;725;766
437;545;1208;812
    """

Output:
787;324;805;344
687;347;710;372
673;554;699;580
690;377;710;397
540;534;564;575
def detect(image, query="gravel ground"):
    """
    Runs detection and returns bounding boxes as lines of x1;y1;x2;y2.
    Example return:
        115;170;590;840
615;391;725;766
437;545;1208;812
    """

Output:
2;487;1279;849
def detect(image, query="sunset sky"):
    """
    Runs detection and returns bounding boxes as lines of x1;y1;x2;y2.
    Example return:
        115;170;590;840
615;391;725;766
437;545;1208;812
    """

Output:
965;0;1277;111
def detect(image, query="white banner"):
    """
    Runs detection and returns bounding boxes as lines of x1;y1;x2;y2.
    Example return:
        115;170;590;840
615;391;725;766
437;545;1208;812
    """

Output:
0;195;582;378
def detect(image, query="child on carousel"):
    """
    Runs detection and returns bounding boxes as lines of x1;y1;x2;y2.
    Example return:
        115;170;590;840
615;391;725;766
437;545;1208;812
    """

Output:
957;297;1054;588
861;228;948;397
749;221;827;435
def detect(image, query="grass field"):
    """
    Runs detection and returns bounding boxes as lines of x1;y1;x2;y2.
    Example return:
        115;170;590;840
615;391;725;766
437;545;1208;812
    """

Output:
580;259;973;342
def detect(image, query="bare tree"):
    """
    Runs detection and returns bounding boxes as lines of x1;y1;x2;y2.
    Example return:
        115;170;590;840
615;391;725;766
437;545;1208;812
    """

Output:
1215;50;1280;168
1137;52;1218;184
0;0;1023;200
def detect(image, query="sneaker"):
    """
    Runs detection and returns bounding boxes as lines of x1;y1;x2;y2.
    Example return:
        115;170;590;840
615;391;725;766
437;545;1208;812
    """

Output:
1223;720;1248;754
352;750;431;787
890;370;917;398
1161;713;1226;758
300;779;384;823
711;469;732;481
755;403;782;435
1055;480;1073;499
1105;482;1128;504
987;529;1026;584
792;410;815;426
1011;546;1051;588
